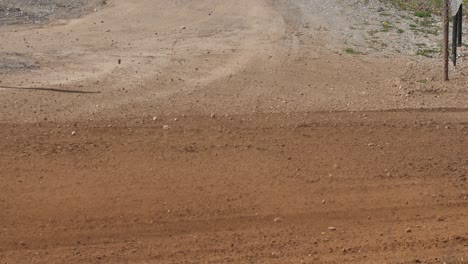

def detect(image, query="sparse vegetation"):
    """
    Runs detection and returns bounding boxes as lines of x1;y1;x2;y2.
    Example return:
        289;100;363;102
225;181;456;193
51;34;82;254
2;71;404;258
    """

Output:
387;0;468;15
416;48;439;57
381;21;394;32
408;17;439;36
344;48;362;55
414;11;431;18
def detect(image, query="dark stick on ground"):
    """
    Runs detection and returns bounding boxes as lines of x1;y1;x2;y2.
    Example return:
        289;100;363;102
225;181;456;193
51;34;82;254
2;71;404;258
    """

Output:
0;85;101;94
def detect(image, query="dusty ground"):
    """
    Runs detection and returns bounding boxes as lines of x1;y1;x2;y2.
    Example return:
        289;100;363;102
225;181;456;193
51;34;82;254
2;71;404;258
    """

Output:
0;0;467;263
0;0;103;26
0;0;467;123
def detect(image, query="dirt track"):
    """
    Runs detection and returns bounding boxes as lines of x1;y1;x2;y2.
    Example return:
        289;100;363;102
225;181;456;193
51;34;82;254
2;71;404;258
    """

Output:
1;0;467;123
0;0;467;263
1;112;467;263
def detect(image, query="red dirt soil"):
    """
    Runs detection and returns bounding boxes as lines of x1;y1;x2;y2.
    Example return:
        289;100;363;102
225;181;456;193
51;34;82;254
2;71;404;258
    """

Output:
1;111;467;263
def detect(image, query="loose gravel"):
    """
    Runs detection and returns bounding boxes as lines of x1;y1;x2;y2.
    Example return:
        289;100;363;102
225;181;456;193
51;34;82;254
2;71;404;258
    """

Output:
0;0;103;25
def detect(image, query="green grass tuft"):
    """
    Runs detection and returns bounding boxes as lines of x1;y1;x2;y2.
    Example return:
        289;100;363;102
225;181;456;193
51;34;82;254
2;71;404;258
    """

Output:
344;48;363;55
416;48;439;57
414;11;431;18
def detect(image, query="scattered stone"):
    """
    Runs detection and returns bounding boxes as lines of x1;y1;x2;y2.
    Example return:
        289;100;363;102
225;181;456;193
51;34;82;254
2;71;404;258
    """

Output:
436;216;446;222
18;241;26;246
152;117;158;121
162;125;170;130
328;227;336;231
71;131;77;136
321;199;326;204
180;25;186;30
405;228;412;233
273;217;282;223
210;113;216;118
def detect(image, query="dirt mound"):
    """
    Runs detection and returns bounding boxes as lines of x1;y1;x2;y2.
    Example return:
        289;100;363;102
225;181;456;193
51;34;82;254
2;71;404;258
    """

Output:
0;0;104;25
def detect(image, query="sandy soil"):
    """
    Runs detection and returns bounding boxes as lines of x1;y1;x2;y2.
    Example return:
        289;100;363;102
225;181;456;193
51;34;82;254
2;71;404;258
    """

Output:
0;0;467;263
0;0;467;123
